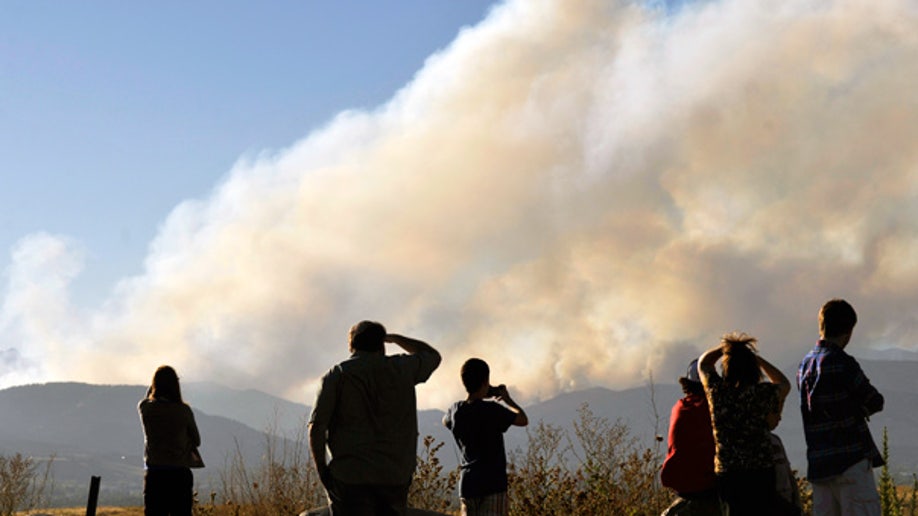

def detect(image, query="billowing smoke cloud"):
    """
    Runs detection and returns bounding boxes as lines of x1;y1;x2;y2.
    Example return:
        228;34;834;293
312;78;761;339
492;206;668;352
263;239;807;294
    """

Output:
3;0;918;407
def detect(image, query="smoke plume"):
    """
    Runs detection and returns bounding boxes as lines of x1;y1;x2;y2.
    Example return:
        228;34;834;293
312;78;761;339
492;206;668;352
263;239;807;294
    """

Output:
3;0;918;408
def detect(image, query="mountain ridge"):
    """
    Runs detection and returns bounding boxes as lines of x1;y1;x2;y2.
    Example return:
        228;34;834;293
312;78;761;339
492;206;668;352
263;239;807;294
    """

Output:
1;356;915;505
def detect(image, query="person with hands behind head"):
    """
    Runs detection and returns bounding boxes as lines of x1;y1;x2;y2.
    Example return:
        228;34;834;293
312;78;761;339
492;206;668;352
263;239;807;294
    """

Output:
444;358;527;516
698;332;791;516
308;321;441;516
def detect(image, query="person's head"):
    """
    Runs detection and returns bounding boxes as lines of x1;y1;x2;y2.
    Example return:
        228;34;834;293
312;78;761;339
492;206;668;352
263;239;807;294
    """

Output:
819;298;857;342
720;332;761;389
460;358;490;394
149;365;183;402
678;358;704;396
349;320;386;353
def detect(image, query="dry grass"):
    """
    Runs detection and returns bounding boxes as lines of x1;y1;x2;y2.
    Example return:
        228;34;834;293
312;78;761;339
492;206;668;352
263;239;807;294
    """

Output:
506;404;670;515
17;508;143;516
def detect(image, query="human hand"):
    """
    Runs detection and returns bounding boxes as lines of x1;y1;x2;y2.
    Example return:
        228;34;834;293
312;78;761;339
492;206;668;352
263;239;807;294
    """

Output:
493;384;515;404
487;384;505;398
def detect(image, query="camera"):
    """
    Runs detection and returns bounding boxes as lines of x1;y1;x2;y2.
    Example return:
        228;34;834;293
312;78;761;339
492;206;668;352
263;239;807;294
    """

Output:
487;385;504;397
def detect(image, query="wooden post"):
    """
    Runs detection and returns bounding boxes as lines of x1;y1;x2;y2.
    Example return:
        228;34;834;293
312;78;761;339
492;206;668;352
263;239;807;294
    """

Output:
85;475;101;516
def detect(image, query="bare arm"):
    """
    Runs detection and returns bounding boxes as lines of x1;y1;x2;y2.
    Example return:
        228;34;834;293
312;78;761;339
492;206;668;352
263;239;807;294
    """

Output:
698;345;723;390
386;333;442;380
386;333;439;358
757;355;791;400
496;385;528;427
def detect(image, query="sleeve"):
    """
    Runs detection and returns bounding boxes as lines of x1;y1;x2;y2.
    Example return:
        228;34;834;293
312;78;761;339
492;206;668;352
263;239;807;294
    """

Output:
660;400;684;490
847;357;884;416
308;368;340;433
392;351;441;385
443;406;453;430
491;402;518;433
187;406;201;447
413;348;441;384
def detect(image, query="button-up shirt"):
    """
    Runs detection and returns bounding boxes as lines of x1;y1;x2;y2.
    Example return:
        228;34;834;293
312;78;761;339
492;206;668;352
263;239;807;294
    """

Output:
309;349;440;485
797;340;884;481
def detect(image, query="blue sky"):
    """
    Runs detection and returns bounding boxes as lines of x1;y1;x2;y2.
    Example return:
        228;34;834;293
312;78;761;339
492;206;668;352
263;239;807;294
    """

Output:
1;1;498;305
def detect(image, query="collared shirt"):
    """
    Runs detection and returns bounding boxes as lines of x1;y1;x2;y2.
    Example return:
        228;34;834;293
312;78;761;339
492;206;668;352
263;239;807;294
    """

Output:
309;349;440;485
797;340;884;481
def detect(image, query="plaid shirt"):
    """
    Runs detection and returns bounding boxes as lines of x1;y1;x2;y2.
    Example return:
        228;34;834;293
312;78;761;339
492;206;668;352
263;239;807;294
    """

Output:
797;341;884;481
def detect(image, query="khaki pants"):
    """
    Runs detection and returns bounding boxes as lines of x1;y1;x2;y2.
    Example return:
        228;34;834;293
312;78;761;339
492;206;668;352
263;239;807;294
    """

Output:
812;459;880;516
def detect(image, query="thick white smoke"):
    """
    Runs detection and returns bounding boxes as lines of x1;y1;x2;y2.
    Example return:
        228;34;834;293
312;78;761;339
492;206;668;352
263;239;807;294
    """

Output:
3;0;918;408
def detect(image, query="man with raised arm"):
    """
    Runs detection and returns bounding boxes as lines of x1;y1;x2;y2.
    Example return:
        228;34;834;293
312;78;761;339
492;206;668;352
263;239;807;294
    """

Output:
798;299;884;516
308;321;441;516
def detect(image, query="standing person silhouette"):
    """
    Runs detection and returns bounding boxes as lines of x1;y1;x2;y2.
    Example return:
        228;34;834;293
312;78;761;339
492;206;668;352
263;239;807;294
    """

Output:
443;358;528;516
309;321;441;516
138;365;202;516
660;359;723;515
799;299;884;516
698;332;791;516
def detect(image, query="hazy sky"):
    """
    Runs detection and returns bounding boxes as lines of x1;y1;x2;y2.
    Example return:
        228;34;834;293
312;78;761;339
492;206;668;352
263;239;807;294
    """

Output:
3;0;918;408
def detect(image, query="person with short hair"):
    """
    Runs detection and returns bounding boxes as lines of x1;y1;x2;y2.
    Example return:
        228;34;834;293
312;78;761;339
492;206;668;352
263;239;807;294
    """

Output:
698;332;791;516
308;321;441;516
138;365;202;516
798;299;884;516
443;358;528;516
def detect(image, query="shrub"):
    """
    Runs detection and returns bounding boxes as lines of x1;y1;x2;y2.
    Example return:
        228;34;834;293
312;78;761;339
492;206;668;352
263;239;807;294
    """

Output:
215;417;324;515
508;404;670;515
408;435;458;513
0;453;53;516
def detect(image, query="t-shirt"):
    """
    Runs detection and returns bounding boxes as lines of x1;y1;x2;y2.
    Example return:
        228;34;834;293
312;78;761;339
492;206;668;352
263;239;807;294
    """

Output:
703;374;781;473
444;399;517;499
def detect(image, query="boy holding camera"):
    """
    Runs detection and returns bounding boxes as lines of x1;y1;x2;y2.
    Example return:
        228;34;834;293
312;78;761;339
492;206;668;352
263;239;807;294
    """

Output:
443;358;528;516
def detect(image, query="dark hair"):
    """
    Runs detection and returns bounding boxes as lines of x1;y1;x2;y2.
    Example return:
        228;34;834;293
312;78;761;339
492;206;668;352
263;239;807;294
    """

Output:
349;321;386;352
149;365;183;403
460;358;489;394
720;332;761;389
819;299;857;338
679;377;705;396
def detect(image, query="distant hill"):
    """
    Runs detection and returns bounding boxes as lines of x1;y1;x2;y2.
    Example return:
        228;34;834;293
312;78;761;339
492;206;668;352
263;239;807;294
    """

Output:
0;382;276;506
428;358;918;483
1;356;915;506
184;381;310;435
856;348;918;362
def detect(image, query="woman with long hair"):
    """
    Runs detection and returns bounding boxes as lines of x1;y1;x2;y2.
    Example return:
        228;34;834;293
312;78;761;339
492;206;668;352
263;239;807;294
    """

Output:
138;365;202;516
698;332;791;516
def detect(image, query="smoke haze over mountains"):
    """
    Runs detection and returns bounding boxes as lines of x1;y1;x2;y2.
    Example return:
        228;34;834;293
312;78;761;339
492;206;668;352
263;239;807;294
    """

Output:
3;0;918;408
